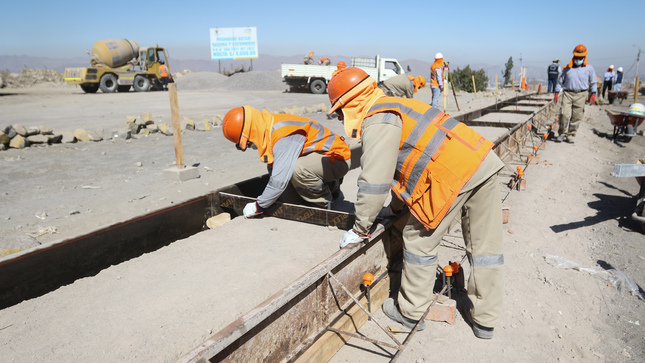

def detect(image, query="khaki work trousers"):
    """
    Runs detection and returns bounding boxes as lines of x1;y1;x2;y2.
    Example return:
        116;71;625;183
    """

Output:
398;162;504;328
559;91;587;139
289;153;349;208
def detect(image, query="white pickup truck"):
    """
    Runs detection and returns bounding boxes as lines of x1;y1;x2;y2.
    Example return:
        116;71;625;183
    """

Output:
280;55;406;94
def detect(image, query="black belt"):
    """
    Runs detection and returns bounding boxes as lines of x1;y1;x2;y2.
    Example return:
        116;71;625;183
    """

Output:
564;89;587;93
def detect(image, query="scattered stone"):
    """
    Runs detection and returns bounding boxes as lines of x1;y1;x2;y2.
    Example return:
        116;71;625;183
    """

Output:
135;162;143;167
9;134;27;149
12;124;27;136
213;115;223;127
140;128;150;136
184;116;195;130
0;130;9;144
39;126;53;135
26;126;40;136
141;112;154;125
69;210;80;215
47;134;63;144
159;123;173;136
126;118;141;134
26;134;48;144
60;131;76;143
87;130;103;142
206;213;231;229
4;125;17;139
74;128;90;142
0;143;6;151
147;124;159;133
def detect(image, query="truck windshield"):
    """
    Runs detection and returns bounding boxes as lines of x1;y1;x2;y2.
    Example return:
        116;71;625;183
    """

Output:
157;49;167;66
384;61;402;75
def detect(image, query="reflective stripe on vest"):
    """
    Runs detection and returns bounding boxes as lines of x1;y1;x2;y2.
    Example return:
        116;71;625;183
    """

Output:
366;98;493;229
263;115;350;165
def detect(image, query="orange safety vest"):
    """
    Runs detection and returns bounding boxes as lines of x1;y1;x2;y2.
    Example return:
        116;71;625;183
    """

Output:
259;114;351;165
366;98;493;229
430;62;444;87
159;64;168;78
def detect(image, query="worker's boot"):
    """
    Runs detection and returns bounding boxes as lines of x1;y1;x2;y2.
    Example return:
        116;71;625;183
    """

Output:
382;298;425;331
463;307;494;339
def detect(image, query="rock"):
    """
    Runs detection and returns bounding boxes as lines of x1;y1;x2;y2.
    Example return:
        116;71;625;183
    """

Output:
147;124;159;133
184;116;195;130
12;124;27;136
47;134;63;144
213;115;223;127
74;128;90;142
39;126;53;135
0;130;9;144
141;112;154;125
126;117;141;134
206;213;231;229
0;143;6;151
26;134;49;144
140;128;150;136
26;126;40;136
195;120;210;131
9;134;27;148
4;125;17;139
87;130;103;142
158;123;173;136
60;131;76;143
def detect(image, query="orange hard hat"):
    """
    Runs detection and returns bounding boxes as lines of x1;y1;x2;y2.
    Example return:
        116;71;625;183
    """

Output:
417;76;426;88
337;61;346;69
328;67;373;114
222;106;251;151
573;44;587;57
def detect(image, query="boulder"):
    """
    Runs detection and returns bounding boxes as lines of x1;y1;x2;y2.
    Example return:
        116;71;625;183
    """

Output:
12;124;27;137
141;112;154;125
74;128;90;142
60;131;76;143
25;126;39;136
0;130;9;144
184;116;195;131
4;125;17;139
26;134;49;144
158;123;173;136
48;134;63;144
9;134;27;148
39;126;53;135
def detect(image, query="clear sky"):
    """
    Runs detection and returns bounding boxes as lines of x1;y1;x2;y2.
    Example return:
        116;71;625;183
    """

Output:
2;0;644;78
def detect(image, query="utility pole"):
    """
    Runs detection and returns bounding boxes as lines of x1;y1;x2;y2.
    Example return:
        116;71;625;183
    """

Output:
635;46;641;83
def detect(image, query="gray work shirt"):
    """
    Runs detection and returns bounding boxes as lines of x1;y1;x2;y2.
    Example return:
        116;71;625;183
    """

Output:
556;64;597;93
256;133;306;209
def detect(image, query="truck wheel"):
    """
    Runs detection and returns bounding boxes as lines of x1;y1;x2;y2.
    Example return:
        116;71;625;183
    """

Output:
118;85;131;92
133;76;151;92
99;74;118;93
80;84;99;93
310;79;326;94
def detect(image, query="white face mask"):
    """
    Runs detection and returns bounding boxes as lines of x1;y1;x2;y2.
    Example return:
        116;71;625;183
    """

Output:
574;59;584;66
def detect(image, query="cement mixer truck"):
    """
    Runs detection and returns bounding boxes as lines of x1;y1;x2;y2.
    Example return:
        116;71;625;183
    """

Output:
64;39;172;93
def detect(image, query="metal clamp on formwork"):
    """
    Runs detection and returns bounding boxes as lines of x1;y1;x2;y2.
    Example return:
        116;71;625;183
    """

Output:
326;270;449;362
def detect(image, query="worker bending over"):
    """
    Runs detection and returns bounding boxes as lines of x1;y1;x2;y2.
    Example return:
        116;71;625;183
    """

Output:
304;51;315;65
378;74;425;98
327;67;504;339
222;106;350;217
554;44;597;143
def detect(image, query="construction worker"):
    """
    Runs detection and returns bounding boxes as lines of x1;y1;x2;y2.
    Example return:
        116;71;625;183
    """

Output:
159;60;169;91
602;65;616;98
430;53;445;107
327;67;504;339
554;44;597;143
378;74;425;99
547;58;560;93
613;67;624;91
304;51;315;65
319;57;331;66
222;106;350;216
332;61;346;76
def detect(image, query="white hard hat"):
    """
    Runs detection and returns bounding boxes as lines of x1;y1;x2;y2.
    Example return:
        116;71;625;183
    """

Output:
618;67;623;72
609;64;614;69
435;52;443;59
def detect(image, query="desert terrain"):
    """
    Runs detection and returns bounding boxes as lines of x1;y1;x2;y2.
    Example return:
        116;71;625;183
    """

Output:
0;71;644;362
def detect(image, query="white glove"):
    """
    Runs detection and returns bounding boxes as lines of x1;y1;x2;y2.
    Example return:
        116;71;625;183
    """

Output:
243;202;263;219
340;229;369;248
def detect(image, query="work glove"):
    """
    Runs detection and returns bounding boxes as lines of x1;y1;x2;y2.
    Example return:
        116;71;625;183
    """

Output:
553;93;559;103
339;228;369;249
589;93;596;105
243;201;264;219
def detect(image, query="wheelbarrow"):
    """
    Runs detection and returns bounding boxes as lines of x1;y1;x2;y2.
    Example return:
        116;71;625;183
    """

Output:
607;90;629;104
606;109;645;142
613;161;645;233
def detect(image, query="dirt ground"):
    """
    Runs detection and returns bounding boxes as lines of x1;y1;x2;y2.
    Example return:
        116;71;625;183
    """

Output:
1;78;644;362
